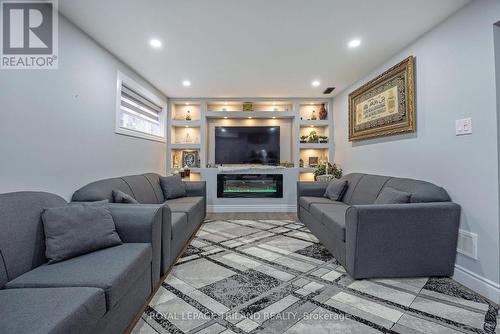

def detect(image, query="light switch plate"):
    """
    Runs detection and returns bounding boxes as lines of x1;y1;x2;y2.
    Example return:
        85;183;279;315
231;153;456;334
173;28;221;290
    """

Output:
456;118;472;135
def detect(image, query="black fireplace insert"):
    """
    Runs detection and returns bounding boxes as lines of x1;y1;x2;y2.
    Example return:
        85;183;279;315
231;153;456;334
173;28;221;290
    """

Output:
217;174;283;198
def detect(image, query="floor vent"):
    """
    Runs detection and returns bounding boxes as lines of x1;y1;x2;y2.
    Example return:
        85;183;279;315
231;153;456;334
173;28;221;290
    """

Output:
457;229;478;259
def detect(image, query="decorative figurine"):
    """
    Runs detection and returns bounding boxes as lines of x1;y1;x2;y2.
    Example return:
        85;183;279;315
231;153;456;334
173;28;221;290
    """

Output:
185;109;191;121
311;110;317;120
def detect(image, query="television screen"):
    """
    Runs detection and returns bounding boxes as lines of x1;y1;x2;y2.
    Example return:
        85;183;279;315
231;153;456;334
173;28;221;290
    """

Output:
215;126;280;165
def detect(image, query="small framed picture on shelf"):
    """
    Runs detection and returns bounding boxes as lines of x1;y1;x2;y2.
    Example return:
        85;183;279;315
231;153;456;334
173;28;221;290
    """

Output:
182;150;199;168
308;157;319;167
243;102;253;111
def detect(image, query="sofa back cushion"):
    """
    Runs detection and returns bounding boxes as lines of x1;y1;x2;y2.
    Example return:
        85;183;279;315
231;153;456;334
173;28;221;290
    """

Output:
340;173;365;204
383;177;450;203
0;192;66;286
122;175;159;204
144;173;165;203
72;173;164;204
72;177;133;203
341;173;451;205
345;174;392;205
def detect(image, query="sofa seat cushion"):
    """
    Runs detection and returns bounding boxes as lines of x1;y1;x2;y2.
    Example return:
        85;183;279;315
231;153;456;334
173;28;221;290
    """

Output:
309;203;350;241
0;287;106;334
165;196;204;220
299;196;339;211
6;243;152;310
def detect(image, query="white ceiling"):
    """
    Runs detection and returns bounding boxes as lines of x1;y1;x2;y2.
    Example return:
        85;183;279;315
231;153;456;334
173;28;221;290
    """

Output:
58;0;470;98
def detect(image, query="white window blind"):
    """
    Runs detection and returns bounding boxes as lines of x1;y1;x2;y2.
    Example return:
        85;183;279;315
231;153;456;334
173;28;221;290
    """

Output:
116;73;165;142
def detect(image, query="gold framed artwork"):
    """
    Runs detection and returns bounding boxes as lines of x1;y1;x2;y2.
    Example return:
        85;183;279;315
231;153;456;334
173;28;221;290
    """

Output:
348;56;416;141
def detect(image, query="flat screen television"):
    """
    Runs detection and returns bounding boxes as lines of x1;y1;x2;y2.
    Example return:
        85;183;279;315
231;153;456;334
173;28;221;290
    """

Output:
215;126;280;165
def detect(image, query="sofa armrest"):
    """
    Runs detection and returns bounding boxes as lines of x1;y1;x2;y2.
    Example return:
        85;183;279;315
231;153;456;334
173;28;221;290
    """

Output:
297;181;328;197
184;181;206;197
345;202;461;279
107;204;163;286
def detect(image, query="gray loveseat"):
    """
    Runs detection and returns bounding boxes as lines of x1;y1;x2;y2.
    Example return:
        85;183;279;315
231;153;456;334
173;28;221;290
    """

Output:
297;173;461;279
72;173;206;276
0;191;161;334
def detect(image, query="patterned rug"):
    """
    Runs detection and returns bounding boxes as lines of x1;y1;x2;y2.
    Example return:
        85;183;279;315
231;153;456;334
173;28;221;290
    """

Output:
132;219;499;334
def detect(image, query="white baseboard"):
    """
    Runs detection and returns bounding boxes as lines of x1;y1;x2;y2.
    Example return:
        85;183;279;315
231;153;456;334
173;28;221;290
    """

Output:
208;204;297;213
453;264;500;304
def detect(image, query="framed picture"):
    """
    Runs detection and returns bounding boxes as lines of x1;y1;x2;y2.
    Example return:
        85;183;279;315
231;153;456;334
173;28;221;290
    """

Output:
348;56;415;141
308;156;319;167
242;102;254;111
182;150;199;168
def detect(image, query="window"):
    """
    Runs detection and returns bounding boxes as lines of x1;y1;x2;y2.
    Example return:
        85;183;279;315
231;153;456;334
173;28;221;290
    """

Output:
115;72;166;142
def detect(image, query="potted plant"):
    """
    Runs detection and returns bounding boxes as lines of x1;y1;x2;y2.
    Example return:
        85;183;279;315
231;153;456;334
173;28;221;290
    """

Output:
307;130;319;143
300;135;308;143
319;136;328;143
314;163;343;181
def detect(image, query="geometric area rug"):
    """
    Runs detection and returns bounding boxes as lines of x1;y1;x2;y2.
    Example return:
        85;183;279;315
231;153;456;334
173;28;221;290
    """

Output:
132;219;499;334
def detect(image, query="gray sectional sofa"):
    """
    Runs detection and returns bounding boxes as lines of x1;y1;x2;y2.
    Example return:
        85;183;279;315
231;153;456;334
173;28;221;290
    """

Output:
297;173;461;279
72;173;206;276
0;191;161;334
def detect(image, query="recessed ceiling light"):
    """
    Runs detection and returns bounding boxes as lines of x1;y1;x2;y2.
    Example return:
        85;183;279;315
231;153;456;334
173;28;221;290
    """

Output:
223;116;228;119
149;39;162;48
248;117;252;119
185;126;189;128
272;116;276;119
312;80;321;87
348;39;361;48
182;80;191;87
185;102;189;105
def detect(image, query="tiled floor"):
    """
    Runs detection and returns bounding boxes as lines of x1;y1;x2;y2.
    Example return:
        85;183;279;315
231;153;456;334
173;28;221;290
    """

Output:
132;219;499;334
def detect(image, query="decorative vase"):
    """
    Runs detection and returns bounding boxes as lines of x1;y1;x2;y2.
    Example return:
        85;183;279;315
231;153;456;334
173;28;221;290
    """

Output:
319;103;327;120
185;110;191;121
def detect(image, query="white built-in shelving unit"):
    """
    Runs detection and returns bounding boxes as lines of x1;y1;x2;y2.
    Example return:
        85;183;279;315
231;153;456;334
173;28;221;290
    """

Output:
167;98;333;182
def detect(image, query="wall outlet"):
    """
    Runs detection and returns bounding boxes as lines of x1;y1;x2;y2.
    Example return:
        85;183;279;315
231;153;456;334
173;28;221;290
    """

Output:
457;229;478;259
456;118;472;135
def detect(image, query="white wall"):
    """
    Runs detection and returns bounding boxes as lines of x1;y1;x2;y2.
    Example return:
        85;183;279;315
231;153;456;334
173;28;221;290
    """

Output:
495;22;500;293
333;0;500;302
0;16;167;200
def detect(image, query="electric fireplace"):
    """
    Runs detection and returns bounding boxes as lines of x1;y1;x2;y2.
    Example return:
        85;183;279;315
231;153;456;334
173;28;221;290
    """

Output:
217;174;283;198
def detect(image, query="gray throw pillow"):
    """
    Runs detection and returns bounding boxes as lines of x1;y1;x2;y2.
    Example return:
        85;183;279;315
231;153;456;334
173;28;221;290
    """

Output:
42;203;122;264
112;190;138;204
324;179;348;201
160;175;187;199
374;187;411;204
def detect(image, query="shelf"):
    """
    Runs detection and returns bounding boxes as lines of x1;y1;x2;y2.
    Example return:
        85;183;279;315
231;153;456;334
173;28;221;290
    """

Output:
299;167;316;173
171;120;201;127
299;143;330;149
206;111;296;119
169;167;201;173
299;120;329;127
171;143;201;150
